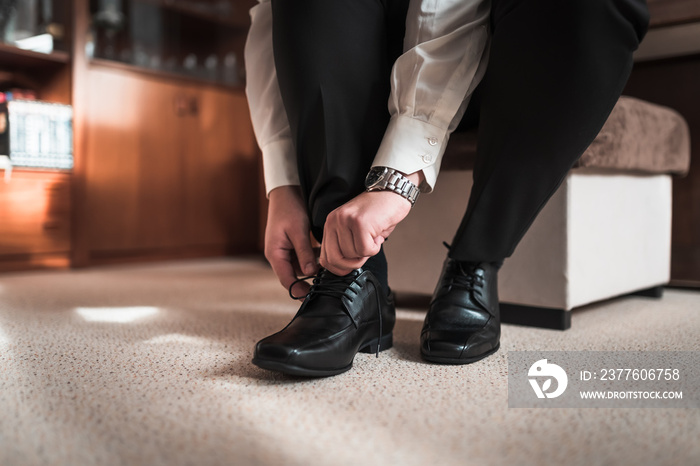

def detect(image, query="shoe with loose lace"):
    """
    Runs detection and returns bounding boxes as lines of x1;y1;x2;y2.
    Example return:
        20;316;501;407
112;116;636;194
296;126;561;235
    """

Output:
252;268;395;377
420;258;500;364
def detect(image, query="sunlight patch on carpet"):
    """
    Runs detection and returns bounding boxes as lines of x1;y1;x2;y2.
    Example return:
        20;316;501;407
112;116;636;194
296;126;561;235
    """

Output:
0;325;8;347
143;333;212;346
75;306;160;323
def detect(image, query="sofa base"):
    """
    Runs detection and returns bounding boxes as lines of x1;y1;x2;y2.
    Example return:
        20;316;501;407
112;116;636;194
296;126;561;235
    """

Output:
396;284;665;331
385;169;672;330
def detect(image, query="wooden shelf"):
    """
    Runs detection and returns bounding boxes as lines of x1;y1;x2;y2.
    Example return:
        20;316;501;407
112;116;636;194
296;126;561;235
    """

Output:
89;57;244;92
0;42;70;70
136;0;252;29
12;166;73;174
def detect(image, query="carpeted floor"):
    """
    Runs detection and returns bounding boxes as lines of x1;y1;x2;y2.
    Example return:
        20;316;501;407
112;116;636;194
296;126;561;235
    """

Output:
0;257;698;466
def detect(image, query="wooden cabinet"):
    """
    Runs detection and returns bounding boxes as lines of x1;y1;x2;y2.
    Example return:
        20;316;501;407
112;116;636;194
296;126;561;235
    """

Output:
70;0;261;266
0;0;73;271
75;65;259;262
0;0;262;272
182;85;260;252
0;170;71;272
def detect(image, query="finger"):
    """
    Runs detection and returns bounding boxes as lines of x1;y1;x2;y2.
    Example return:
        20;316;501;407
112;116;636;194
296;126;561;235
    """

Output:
321;255;368;276
321;230;366;275
327;210;367;262
267;249;311;299
337;226;361;261
287;229;318;276
334;210;372;259
354;229;381;258
266;247;298;290
339;209;383;258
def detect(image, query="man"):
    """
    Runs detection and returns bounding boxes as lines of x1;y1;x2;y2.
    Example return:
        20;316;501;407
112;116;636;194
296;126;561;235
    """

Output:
245;0;649;376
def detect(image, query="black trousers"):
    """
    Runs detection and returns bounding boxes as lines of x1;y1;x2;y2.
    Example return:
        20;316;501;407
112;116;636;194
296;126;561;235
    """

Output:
271;0;649;264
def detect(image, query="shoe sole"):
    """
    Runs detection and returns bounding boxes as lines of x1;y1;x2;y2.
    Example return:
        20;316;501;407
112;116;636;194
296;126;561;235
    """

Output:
252;333;393;377
421;342;500;365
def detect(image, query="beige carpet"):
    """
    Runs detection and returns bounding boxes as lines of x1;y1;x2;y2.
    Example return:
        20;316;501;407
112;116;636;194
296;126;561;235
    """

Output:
0;257;698;466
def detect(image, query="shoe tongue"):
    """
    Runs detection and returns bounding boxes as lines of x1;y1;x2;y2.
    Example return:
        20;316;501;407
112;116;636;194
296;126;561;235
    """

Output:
455;260;480;276
319;268;360;281
296;269;362;319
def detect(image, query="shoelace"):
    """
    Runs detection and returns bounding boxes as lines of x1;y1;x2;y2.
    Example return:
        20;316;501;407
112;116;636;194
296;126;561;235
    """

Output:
289;269;384;358
441;242;484;292
446;264;483;293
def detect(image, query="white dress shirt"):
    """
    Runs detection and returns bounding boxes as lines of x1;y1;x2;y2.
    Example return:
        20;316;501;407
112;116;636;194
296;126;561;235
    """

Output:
245;0;490;195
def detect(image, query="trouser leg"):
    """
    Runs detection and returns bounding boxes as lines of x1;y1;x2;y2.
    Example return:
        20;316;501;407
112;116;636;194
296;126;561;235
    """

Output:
270;0;408;241
271;0;408;283
450;0;650;262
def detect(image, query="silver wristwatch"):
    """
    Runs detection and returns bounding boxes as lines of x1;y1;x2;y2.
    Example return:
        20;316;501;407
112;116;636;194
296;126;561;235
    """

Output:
365;167;420;206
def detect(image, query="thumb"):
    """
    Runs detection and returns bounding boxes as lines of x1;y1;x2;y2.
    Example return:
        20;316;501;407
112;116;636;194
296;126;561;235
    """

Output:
289;231;318;276
359;236;382;259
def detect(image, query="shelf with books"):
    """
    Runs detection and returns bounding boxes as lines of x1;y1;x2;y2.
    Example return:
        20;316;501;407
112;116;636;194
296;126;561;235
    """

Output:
0;2;74;272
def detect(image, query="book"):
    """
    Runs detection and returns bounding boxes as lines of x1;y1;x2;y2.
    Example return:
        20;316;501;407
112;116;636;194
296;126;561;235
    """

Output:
7;98;73;170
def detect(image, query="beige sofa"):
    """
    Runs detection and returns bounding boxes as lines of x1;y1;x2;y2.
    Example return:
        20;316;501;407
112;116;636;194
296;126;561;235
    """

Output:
384;96;691;329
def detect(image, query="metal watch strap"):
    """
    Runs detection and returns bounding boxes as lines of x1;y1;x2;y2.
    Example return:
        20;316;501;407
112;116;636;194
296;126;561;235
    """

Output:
366;168;420;206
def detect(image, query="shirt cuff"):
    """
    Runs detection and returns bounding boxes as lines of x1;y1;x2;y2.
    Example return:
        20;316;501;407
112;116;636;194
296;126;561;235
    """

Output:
261;138;300;196
371;115;450;193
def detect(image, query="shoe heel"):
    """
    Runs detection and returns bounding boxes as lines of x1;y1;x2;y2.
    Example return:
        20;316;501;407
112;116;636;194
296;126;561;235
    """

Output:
359;333;393;354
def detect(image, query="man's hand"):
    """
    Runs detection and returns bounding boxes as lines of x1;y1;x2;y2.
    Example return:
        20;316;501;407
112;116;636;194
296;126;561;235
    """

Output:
265;186;318;297
320;171;423;275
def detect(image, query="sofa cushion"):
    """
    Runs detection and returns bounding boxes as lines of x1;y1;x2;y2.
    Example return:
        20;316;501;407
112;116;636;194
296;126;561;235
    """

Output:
442;96;691;176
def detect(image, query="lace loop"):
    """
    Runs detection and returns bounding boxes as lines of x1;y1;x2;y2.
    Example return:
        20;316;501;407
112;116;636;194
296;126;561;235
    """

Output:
288;275;315;300
443;261;484;293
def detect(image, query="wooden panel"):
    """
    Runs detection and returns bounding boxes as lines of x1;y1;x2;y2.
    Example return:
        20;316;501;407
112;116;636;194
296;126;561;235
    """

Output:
0;170;71;258
82;67;186;252
81;68;142;251
69;0;263;265
79;65;260;260
70;0;93;267
37;65;72;105
182;86;260;251
648;0;700;27
624;54;700;286
132;78;187;249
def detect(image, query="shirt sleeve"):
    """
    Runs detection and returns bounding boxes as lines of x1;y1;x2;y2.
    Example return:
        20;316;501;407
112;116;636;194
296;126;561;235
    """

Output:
372;0;491;193
245;0;300;196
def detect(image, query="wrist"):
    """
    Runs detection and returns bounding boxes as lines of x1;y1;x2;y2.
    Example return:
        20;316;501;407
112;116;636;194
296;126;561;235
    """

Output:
365;166;421;206
269;185;301;201
406;170;425;187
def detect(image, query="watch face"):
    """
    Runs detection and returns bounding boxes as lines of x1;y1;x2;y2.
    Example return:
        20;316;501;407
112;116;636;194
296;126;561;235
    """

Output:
365;167;386;188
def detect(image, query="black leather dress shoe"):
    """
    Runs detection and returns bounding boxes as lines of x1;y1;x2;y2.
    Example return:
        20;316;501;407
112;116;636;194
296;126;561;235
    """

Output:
253;268;395;377
420;258;500;364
